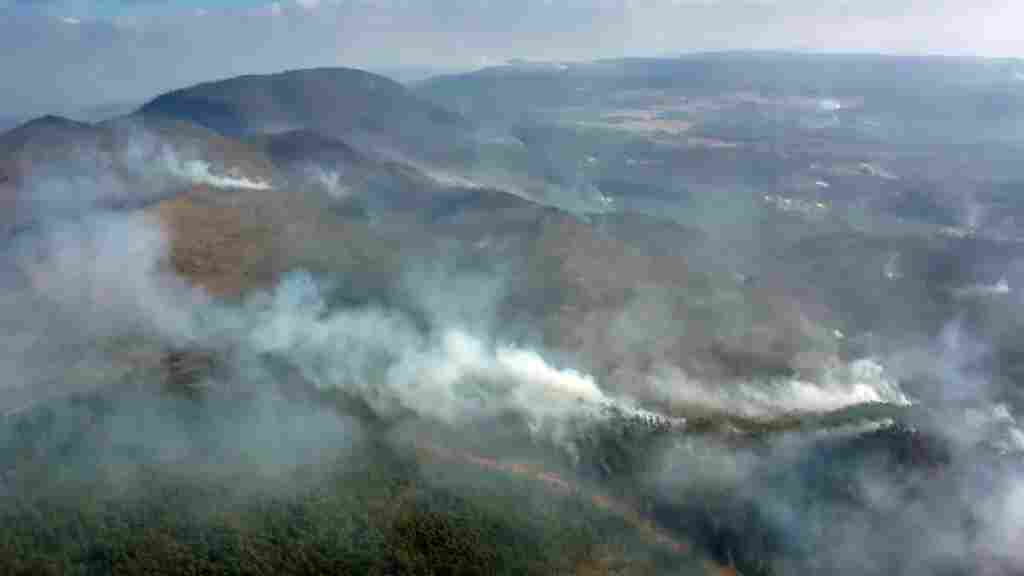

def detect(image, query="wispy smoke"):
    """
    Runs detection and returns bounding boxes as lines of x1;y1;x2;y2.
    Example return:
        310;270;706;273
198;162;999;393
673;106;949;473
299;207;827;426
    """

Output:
111;121;274;192
0;212;193;413
651;357;910;418
12;122;273;233
647;313;1024;574
13;212;207;343
299;164;350;199
1;209;358;482
163;156;273;191
578;280;910;421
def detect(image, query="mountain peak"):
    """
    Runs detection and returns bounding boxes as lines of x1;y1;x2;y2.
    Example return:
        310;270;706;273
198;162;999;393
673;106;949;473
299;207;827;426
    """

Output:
135;66;469;163
2;114;93;141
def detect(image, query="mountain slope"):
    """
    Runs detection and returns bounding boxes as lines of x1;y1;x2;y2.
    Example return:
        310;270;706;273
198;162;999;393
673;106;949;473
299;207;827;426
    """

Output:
138;67;472;163
0;114;275;236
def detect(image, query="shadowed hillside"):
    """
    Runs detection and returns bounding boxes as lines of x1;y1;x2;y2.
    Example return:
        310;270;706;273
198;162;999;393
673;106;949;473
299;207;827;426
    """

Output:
139;67;472;164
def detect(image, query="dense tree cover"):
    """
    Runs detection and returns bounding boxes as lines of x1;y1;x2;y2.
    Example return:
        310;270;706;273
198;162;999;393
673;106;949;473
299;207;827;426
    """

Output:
0;389;697;576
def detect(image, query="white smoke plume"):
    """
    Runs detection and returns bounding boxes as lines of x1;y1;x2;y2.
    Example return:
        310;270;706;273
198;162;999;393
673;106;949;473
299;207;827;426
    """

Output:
4;204;665;448
300;164;350;199
10;124;273;236
244;271;665;446
13;212;208;343
114;122;273;191
1;210;359;481
164;157;273;191
0;211;216;416
651;357;911;419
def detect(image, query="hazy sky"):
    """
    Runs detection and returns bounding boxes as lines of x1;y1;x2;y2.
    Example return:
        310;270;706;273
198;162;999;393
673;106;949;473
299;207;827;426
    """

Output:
1;0;1022;118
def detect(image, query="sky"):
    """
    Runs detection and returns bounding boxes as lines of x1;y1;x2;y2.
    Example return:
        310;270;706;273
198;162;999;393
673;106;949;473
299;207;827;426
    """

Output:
1;0;1023;118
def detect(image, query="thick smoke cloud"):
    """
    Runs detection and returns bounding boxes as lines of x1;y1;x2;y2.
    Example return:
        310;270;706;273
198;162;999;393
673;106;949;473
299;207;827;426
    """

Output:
3;118;1022;573
0;208;364;490
14;213;202;341
3;183;658;454
242;271;665;447
646;311;1024;574
3;137;910;460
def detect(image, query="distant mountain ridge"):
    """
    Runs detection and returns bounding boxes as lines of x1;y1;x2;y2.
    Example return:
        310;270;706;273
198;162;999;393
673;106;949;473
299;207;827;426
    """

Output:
416;52;1024;140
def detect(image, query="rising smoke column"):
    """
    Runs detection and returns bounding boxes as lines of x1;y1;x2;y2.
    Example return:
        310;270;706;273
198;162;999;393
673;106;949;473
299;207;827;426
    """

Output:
244;271;671;447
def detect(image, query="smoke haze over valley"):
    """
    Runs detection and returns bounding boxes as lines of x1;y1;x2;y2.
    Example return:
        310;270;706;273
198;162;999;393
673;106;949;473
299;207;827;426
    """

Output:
3;3;1024;573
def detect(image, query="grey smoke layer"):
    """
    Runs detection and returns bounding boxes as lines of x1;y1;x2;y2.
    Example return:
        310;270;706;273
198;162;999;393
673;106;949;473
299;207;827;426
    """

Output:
3;132;1020;574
